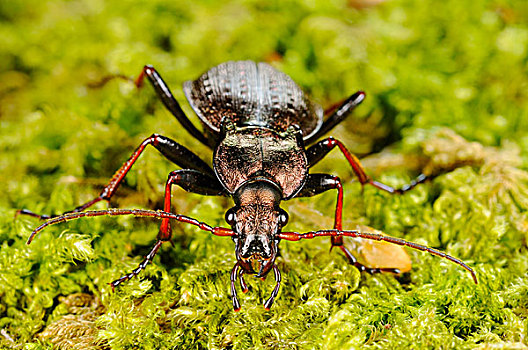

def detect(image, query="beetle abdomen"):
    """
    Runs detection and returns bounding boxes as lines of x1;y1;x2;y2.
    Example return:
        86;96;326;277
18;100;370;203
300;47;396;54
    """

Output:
183;61;323;139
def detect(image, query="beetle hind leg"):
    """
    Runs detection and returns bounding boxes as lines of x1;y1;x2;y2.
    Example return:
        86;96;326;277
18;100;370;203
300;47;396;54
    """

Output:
17;134;215;221
135;65;211;148
304;91;365;145
110;240;164;289
336;241;401;274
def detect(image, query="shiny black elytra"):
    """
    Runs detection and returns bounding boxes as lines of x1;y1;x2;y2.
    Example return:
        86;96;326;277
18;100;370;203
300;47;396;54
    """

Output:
22;61;477;311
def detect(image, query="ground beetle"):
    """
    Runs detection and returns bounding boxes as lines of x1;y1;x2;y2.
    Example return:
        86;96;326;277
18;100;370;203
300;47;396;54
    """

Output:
22;61;477;311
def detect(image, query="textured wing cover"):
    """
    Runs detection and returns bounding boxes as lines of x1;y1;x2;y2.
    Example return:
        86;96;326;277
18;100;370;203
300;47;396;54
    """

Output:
184;61;323;139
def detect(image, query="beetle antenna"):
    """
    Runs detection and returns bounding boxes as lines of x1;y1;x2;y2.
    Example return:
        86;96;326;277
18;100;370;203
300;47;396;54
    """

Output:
279;229;477;284
27;209;233;244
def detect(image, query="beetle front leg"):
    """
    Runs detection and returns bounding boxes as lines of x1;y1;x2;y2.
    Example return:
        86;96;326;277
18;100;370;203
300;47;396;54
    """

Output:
111;169;225;288
296;174;400;274
18;134;214;220
306;137;430;194
110;240;164;289
158;169;225;240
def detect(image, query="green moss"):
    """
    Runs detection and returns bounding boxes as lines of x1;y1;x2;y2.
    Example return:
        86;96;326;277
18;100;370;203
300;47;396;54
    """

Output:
1;0;527;348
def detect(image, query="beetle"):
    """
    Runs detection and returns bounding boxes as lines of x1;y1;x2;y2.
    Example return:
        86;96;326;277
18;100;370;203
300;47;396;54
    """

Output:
22;60;477;311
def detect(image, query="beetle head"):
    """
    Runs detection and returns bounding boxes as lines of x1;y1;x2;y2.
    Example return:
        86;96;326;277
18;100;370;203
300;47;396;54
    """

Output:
226;179;288;277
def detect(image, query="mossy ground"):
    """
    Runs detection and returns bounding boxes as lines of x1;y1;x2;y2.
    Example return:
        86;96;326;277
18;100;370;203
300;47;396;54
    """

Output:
1;0;527;349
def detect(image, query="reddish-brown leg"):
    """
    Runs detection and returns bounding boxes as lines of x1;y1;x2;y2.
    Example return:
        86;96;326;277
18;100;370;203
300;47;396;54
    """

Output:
18;134;213;220
306;137;430;194
110;170;224;287
158;169;224;240
295;174;399;274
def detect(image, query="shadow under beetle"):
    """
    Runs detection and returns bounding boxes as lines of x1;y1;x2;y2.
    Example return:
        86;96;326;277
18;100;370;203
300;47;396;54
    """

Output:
22;61;477;311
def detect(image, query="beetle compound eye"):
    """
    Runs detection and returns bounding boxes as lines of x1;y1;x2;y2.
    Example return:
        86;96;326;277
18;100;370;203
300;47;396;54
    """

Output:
278;209;289;227
225;207;237;226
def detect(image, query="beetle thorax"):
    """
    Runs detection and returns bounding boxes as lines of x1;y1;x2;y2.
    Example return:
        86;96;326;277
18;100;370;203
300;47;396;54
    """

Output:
214;125;308;200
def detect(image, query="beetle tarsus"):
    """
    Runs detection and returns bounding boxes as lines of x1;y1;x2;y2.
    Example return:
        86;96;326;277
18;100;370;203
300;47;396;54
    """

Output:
110;240;165;289
16;209;51;220
338;245;401;274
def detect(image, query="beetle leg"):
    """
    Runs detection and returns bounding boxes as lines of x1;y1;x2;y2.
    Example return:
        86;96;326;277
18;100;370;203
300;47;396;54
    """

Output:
26;207;235;288
295;174;344;229
158;169;225;241
135;65;210;147
18;134;214;220
112;169;224;286
110;240;164;289
306;137;431;194
304;91;365;145
263;265;281;310
295;174;400;274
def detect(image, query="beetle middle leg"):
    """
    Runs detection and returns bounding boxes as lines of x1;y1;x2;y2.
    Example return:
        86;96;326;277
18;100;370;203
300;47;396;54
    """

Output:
306;137;430;194
157;169;225;241
18;134;214;220
111;169;225;289
296;174;399;274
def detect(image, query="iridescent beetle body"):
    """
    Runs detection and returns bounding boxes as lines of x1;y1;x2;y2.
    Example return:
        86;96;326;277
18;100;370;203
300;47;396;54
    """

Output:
22;61;477;311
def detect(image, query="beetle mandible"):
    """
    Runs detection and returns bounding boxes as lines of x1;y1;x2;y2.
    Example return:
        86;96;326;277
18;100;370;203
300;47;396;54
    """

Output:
22;61;477;311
